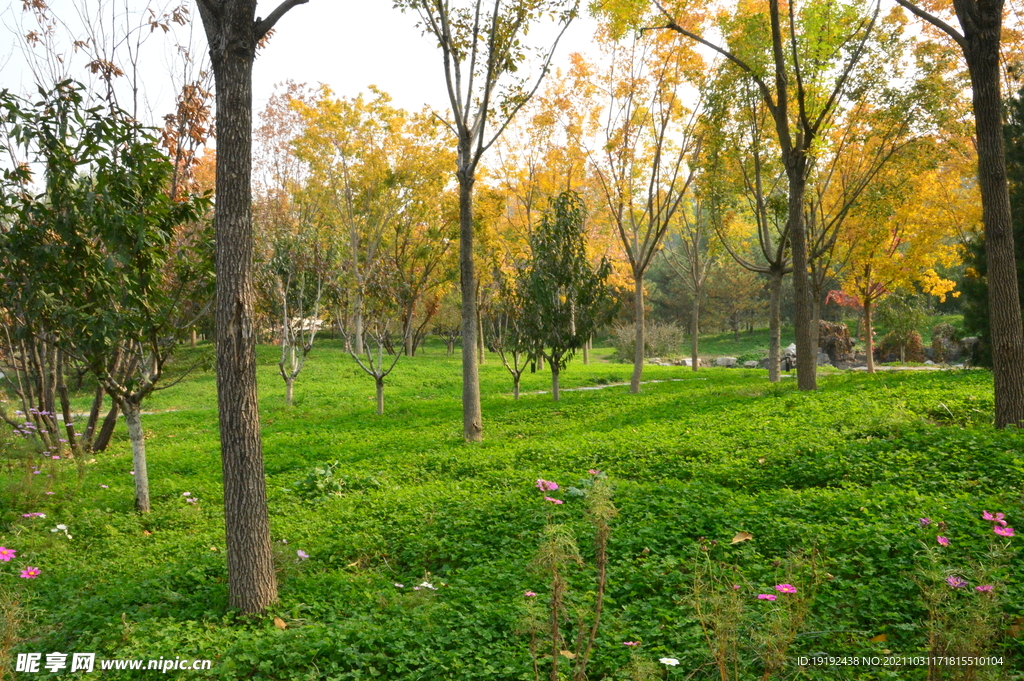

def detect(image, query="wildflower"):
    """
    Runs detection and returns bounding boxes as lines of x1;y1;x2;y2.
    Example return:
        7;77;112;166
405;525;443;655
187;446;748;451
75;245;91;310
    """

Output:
524;591;537;597
982;511;1007;526
588;469;601;476
919;517;932;527
20;567;41;579
182;492;191;497
129;471;135;475
99;485;108;489
51;455;59;460
544;497;563;505
0;547;15;561
394;583;404;588
186;498;197;504
535;479;558;492
419;581;437;590
946;576;967;588
732;585;741;590
44;491;54;495
32;471;40;475
757;594;777;601
660;658;680;666
975;585;994;592
21;513;45;518
937;536;949;546
993;525;1015;537
622;641;640;647
775;584;797;594
296;550;309;560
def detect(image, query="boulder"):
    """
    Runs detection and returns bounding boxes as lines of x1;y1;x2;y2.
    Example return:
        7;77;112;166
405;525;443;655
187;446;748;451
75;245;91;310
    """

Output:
817;350;831;366
818;321;855;363
744;360;759;368
715;356;738;367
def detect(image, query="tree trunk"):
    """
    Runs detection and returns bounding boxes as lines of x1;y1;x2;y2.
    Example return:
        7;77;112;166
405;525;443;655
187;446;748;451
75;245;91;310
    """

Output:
583;337;590;365
690;294;700;371
457;156;482;442
190;328;197;347
768;269;783;383
93;401;119;453
551;363;560;401
513;374;521;400
477;307;485;364
122;401;150;513
353;294;364;355
965;25;1024;427
447;340;454;357
537;353;545;371
197;0;278;613
405;331;414;358
787;167;816;390
865;299;875;374
630;277;645;393
376;377;385;416
285;376;294;406
810;290;821;362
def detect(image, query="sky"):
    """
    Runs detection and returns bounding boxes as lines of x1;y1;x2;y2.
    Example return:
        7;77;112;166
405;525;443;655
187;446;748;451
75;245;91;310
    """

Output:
0;0;600;127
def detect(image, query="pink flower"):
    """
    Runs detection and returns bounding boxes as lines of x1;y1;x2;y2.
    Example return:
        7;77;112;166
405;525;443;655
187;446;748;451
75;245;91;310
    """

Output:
394;583;404;588
919;517;931;527
757;594;777;601
544;497;563;505
622;641;640;647
732;585;741;590
182;492;191;497
982;511;1006;526
946;576;967;588
975;584;994;592
0;547;15;561
51;455;60;460
44;491;54;495
588;469;601;475
993;525;1015;537
535;479;558;492
524;591;537;597
32;470;40;475
296;550;309;560
937;536;949;546
99;485;108;489
129;471;135;475
20;567;41;579
775;584;797;593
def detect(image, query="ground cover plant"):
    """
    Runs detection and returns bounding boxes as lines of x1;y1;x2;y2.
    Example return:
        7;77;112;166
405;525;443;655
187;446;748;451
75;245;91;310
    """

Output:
1;340;1022;680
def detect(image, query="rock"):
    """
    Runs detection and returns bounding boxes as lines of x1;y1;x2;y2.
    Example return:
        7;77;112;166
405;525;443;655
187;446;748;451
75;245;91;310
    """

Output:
818;321;855;363
924;360;935;365
817;350;831;366
715;356;738;367
924;347;934;361
784;343;797;358
744;360;758;368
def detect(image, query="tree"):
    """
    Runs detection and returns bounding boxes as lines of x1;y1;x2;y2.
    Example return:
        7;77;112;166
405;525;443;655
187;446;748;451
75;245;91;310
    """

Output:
194;0;309;614
392;0;579;441
0;82;211;513
586;31;703;393
488;271;533;399
521;191;612;401
643;0;882;391
894;0;1024;427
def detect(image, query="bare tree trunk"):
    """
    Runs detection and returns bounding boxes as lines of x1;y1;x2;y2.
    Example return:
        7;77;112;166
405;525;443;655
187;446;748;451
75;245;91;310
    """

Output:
768;269;783;383
285;376;294;406
93;401;119;453
457;164;482;442
630;277;645;393
810;292;821;361
865;299;875;374
447;340;454;357
788;170;817;390
353;294;364;355
967;32;1024;427
514;374;521;400
376;377;384;416
197;0;285;613
122;402;150;513
477;308;485;364
190;328;197;347
691;294;700;372
537;353;545;371
55;350;78;455
583;337;590;365
405;331;414;358
551;363;560;401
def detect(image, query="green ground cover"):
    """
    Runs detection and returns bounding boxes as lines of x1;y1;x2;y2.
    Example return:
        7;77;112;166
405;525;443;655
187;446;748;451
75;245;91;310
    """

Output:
1;340;1021;680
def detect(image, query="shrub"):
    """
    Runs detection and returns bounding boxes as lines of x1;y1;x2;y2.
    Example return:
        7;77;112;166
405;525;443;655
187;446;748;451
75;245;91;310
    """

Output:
611;322;686;361
875;329;925;363
932;322;960;363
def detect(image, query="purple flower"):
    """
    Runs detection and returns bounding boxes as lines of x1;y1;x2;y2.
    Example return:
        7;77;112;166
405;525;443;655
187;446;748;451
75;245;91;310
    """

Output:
588;469;601;476
732;585;741;590
51;455;59;460
99;485;108;489
994;525;1015;537
757;594;777;601
622;641;640;647
0;547;15;561
296;550;309;560
524;590;537;597
20;567;41;579
544;497;563;505
975;584;994;592
535;479;558;492
775;584;797;594
946;576;967;589
44;491;54;495
937;536;949;546
919;517;932;527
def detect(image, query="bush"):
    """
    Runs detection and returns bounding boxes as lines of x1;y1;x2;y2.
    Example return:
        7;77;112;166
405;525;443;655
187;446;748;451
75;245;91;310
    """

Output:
931;322;960;363
875;329;925;363
611;322;686;361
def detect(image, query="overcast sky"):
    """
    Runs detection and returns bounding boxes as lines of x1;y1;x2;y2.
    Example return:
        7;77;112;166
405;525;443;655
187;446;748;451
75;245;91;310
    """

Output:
0;1;600;125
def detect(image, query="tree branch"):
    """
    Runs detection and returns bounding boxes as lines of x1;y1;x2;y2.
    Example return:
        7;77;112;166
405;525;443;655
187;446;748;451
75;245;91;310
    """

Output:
255;0;310;42
892;0;965;48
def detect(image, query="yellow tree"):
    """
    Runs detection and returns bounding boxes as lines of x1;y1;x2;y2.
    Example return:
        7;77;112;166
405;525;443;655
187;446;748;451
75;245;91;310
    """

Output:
838;151;972;372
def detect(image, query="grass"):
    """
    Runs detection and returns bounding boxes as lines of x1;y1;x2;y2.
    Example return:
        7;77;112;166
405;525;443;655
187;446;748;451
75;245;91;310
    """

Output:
1;338;1021;680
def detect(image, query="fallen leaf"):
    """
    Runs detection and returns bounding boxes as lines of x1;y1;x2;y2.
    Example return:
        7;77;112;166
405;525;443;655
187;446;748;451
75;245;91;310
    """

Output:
869;634;887;643
347;561;360;568
273;617;286;630
559;651;576;660
731;531;753;544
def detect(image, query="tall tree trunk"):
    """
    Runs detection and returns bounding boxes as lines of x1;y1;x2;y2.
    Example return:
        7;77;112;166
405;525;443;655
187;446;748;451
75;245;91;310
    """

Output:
405;330;414;358
538;353;545;371
190;328;197;347
477;307;485;364
285;376;294;406
630;276;645;393
376;376;385;416
865;299;876;374
92;401;119;453
353;293;364;355
583;337;590;365
787;169;817;390
513;373;521;400
197;0;279;613
966;28;1024;427
457;162;482;442
691;294;700;371
551;362;560;401
122;401;150;513
768;269;783;383
810;290;821;363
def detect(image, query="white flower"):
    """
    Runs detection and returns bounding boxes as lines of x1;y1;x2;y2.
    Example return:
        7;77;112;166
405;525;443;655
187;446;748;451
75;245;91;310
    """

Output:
394;583;404;588
660;657;680;666
182;492;191;497
419;581;437;590
56;524;67;531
